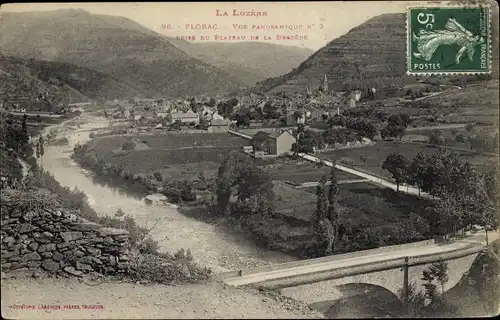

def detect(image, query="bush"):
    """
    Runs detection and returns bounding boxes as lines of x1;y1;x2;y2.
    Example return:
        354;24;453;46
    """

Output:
122;140;135;151
129;252;212;285
455;134;467;143
139;237;160;255
465;124;475;132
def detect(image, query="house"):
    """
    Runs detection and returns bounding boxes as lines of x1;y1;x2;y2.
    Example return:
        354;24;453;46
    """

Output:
122;109;131;119
285;111;306;126
251;131;272;153
207;118;230;133
170;110;200;124
211;112;224;121
268;129;296;156
251;129;296;156
347;90;363;108
309;109;328;121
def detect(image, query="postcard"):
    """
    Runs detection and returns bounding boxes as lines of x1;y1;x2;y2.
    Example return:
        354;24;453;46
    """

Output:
0;1;499;319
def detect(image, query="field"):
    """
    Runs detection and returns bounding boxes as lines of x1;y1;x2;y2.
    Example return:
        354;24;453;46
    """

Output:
319;141;498;180
273;183;317;222
86;133;249;181
403;125;498;149
424;80;499;111
301;181;437;231
86;133;248;154
260;157;359;185
273;180;437;237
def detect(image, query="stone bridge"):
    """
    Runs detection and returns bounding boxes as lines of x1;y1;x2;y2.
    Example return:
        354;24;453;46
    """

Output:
222;238;488;313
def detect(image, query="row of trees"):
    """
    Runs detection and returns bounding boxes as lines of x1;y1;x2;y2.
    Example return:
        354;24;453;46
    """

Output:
294;115;379;154
382;149;498;233
314;167;339;255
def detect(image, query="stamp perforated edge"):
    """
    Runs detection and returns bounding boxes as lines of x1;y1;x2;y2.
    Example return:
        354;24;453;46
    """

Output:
405;3;492;76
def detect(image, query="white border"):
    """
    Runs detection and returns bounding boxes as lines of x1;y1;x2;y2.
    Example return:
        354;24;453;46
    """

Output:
406;4;493;76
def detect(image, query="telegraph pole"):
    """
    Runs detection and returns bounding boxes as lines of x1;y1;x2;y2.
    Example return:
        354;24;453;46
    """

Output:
402;256;409;313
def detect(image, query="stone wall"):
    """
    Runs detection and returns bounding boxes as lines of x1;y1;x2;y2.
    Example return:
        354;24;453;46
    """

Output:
1;191;131;278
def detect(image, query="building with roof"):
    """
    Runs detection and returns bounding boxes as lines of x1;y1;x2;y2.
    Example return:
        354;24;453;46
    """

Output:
207;118;230;133
251;129;296;156
170;110;200;124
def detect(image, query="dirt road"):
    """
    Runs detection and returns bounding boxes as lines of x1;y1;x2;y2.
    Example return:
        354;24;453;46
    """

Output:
1;277;323;319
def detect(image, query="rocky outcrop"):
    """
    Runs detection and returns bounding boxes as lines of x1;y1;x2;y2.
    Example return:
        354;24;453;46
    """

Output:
1;189;131;278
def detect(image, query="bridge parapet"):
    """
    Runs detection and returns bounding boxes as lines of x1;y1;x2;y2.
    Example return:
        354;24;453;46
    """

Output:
220;239;436;279
249;244;483;290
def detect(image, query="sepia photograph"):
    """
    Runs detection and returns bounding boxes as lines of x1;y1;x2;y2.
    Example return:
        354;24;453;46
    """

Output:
0;1;499;318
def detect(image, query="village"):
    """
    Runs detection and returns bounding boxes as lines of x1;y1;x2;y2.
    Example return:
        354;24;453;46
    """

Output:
1;3;499;318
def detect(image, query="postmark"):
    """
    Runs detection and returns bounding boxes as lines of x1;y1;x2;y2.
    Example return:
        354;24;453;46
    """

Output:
407;5;491;75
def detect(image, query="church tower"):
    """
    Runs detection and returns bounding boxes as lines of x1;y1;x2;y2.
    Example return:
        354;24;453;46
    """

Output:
323;74;328;93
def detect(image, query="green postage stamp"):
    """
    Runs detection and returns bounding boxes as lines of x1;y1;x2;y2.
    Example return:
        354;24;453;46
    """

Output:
407;5;491;75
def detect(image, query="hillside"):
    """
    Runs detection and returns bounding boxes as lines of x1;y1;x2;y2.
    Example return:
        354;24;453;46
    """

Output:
167;39;314;86
250;10;499;94
0;9;245;98
0;55;147;105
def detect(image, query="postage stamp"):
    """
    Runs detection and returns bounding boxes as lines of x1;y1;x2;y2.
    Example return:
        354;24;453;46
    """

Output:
407;5;491;75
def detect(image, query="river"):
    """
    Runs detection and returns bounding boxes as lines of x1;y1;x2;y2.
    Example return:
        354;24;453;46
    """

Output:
41;115;295;273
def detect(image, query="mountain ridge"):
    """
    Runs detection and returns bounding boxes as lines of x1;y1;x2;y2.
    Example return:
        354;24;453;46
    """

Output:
248;11;499;95
0;54;148;105
167;38;314;85
0;9;245;98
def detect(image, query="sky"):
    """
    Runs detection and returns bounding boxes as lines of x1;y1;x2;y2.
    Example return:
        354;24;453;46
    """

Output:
2;1;422;51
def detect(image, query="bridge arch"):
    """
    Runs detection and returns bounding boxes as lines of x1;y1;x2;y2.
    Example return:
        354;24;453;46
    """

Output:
309;283;405;318
280;253;478;306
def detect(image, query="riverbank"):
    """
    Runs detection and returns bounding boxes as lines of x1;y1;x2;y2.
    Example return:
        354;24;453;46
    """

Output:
41;116;296;273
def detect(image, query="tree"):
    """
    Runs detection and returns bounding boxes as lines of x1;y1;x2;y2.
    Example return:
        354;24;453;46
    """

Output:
35;140;40;159
345;119;378;140
198;171;207;189
235;108;251;127
327;166;339;253
293;110;303;121
428;261;449;294
429;130;445;145
328;114;346;127
397;281;426;317
422;269;438;304
388;114;410;127
215;152;237;216
297;131;319;153
121;140;135;151
214;151;274;218
408;152;429;196
153;171;163;182
263;102;280;119
236;165;274;217
207;98;216;107
455;134;467;143
315;176;328;225
382;153;410;192
381;124;406;141
198;117;209;130
37;136;45;167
